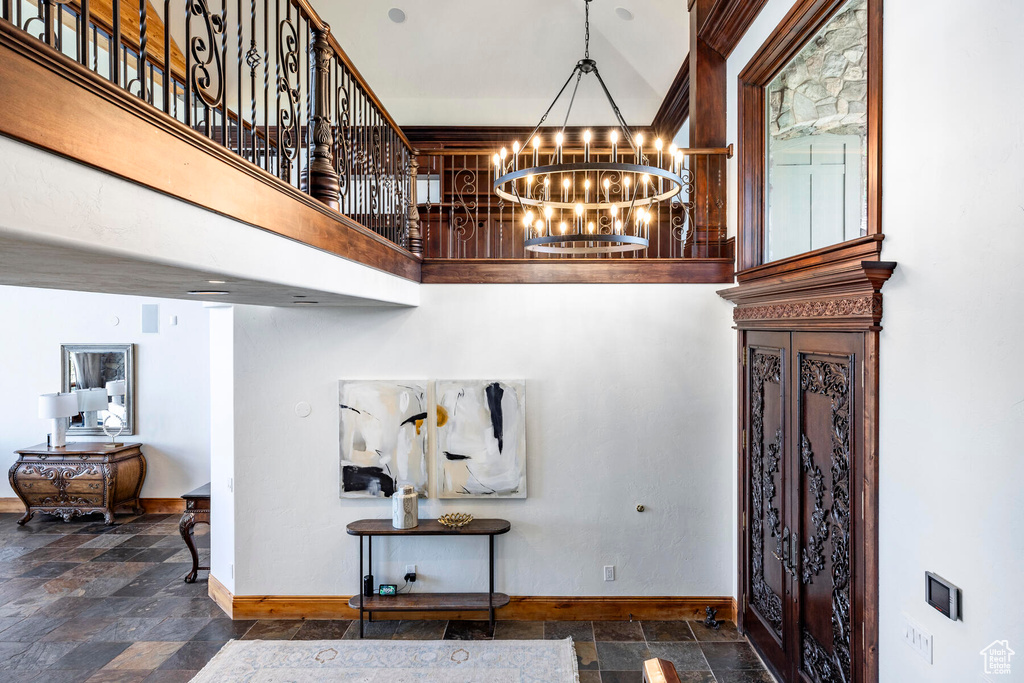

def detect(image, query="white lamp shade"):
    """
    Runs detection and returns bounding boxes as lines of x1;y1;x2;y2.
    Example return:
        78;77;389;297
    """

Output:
106;380;127;397
39;392;80;419
76;387;109;412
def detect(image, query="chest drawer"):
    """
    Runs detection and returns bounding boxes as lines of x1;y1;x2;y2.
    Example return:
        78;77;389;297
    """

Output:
15;463;105;492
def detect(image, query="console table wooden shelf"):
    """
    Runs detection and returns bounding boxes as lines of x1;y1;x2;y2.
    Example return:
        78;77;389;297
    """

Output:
9;442;146;525
346;518;511;638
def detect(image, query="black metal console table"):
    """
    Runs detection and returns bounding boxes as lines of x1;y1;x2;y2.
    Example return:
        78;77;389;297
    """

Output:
346;518;511;638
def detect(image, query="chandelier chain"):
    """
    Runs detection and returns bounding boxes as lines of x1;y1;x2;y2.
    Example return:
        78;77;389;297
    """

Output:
584;0;590;59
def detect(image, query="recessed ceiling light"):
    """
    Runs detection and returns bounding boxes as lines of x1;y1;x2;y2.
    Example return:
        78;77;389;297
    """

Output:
188;290;230;295
388;7;406;23
207;279;226;284
293;301;319;305
615;7;634;20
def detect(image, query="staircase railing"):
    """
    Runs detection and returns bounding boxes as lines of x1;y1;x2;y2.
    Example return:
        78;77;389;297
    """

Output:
1;0;414;251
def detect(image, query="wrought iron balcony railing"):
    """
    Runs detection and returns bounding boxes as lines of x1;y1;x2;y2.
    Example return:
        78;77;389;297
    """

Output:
413;146;731;260
2;0;413;250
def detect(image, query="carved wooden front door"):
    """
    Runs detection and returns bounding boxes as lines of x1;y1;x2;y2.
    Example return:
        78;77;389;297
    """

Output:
742;331;866;683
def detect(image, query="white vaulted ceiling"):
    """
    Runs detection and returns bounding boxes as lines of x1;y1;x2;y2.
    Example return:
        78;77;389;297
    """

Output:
320;0;689;126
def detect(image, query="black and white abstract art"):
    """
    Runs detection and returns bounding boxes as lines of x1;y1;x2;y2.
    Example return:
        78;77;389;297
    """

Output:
436;380;526;498
339;381;428;498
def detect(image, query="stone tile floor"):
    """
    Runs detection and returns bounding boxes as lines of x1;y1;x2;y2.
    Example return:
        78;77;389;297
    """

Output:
0;512;775;682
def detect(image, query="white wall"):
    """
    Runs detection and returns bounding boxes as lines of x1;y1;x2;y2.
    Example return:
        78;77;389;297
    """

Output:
224;284;736;597
0;285;211;499
878;0;1024;679
208;305;236;592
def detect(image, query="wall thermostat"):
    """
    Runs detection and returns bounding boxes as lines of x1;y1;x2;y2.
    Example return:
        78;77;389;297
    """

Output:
378;584;398;596
925;572;961;620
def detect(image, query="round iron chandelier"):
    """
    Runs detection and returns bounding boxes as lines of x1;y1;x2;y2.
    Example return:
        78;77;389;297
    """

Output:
492;0;686;255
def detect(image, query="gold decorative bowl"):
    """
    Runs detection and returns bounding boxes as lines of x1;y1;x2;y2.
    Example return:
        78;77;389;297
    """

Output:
437;512;473;529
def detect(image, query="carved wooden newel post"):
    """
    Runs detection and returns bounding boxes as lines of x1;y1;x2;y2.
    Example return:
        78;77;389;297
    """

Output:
310;26;340;210
406;150;424;256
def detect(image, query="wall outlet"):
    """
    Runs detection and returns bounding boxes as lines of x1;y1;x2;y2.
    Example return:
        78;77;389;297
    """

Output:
604;565;615;581
901;613;933;664
404;564;417;582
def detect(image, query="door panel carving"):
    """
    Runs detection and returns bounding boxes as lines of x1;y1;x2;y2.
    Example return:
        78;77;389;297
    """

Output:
749;348;785;637
798;354;853;683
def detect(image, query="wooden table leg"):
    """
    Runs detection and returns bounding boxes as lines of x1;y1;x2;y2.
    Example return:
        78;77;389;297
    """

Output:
179;511;200;583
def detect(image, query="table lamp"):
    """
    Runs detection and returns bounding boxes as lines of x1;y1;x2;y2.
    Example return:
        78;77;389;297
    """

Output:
75;387;108;429
106;379;126;406
39;392;79;448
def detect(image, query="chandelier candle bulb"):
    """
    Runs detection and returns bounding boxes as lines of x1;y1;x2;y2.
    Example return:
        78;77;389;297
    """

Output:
635;133;643;163
610;130;618;161
533;135;540;166
655;138;663;168
603;177;610;202
623;175;631;201
512;141;520;171
584;178;591;203
584;129;591;161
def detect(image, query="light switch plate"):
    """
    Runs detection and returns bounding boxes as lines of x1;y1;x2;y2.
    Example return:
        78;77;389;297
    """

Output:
901;613;933;664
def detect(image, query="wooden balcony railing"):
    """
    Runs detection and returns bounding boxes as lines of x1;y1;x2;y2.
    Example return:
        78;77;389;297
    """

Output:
2;0;414;251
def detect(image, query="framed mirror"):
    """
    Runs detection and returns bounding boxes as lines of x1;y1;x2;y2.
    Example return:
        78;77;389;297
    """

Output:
764;0;868;262
60;343;136;436
737;0;880;274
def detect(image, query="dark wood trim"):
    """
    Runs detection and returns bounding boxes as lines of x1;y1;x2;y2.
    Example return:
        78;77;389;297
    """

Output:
697;0;772;58
737;235;882;283
208;578;737;622
719;259;894;331
736;0;883;276
404;126;659;152
421;258;734;285
0;496;185;513
0;22;420;282
651;55;690;139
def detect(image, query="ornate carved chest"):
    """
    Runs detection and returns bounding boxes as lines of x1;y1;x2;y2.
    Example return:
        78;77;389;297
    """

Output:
9;443;146;525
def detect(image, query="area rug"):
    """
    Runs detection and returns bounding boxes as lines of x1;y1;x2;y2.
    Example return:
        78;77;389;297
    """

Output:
189;638;579;682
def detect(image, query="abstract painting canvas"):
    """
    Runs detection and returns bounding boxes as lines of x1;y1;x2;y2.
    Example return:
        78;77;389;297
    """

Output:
339;381;428;498
436;380;526;498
